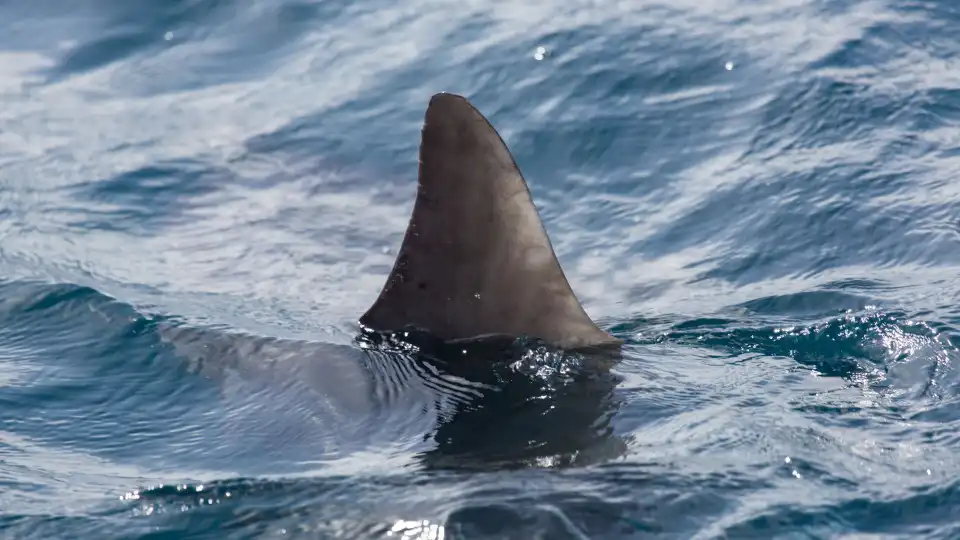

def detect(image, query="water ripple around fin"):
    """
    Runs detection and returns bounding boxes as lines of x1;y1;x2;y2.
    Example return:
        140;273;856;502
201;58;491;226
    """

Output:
356;330;629;472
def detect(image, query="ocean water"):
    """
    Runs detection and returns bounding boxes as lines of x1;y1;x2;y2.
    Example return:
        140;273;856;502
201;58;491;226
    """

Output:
2;0;960;538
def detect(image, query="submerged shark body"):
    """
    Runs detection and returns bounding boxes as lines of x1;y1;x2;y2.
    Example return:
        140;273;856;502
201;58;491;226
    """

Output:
157;93;624;472
159;322;624;473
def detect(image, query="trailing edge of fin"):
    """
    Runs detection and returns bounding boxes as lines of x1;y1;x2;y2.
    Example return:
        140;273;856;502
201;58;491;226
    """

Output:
360;92;621;350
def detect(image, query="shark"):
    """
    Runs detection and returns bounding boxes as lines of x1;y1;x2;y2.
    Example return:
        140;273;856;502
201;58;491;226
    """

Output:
155;92;625;473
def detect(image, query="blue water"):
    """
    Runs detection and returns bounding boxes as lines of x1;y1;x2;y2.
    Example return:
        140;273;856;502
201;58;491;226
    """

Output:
2;0;960;537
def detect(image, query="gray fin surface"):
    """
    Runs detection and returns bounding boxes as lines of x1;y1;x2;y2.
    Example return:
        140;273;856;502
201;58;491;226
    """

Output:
360;93;621;349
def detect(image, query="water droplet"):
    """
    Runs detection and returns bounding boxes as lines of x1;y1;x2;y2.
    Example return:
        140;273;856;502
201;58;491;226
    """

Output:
724;61;734;71
164;31;174;41
534;46;547;61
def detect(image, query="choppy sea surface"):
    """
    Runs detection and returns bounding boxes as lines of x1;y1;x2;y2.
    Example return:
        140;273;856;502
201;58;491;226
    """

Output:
2;0;960;538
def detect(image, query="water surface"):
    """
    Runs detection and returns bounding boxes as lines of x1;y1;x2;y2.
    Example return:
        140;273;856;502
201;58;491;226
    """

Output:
2;0;960;538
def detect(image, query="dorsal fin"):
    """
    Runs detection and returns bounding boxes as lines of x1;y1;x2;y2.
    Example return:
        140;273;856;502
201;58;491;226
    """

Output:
360;93;620;349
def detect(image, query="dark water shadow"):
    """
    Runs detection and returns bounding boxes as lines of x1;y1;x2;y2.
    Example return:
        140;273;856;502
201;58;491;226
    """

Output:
358;329;628;472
